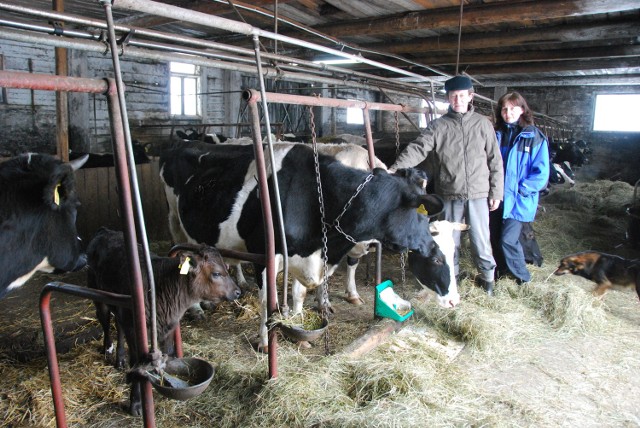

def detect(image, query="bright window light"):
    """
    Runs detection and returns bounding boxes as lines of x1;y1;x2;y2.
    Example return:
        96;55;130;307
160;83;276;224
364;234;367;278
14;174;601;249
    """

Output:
170;62;201;116
346;106;364;125
593;94;640;132
419;99;449;128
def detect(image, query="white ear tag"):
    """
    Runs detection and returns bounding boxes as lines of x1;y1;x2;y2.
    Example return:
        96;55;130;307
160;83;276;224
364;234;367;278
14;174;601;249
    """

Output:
179;256;191;275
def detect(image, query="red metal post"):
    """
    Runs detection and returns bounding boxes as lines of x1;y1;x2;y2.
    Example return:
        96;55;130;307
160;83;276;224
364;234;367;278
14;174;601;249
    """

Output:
247;98;278;378
105;79;156;426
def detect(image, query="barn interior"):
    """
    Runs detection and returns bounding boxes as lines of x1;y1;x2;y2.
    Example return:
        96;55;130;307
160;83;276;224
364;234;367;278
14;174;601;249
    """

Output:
1;1;640;427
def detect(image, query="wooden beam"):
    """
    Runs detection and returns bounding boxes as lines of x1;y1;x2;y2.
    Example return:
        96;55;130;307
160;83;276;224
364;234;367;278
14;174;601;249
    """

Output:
312;0;640;38
415;45;640;66
117;0;290;28
350;58;640;77
361;21;640;54
480;75;640;87
458;58;640;75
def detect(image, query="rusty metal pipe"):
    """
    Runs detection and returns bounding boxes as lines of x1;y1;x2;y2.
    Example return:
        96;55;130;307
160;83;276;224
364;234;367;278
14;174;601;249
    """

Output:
0;71;133;428
105;79;156;426
39;282;133;428
242;88;432;114
252;33;290;318
112;0;438;84
362;108;377;172
0;70;108;93
247;98;278;378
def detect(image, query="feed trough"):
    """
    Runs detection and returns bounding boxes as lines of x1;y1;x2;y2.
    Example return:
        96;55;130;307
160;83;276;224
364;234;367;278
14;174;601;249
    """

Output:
277;315;329;342
145;357;215;401
374;280;414;322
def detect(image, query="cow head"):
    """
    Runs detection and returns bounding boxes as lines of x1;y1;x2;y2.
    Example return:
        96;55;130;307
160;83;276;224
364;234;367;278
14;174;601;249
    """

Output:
0;153;88;296
39;154;88;272
407;242;453;306
168;243;241;303
411;220;469;308
380;187;445;257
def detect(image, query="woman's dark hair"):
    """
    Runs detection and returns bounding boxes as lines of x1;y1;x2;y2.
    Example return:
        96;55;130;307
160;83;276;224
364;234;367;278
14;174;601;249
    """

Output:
494;91;534;129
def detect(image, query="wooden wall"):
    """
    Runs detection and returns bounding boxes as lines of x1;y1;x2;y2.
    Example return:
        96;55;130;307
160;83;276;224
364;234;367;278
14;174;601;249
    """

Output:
74;159;171;243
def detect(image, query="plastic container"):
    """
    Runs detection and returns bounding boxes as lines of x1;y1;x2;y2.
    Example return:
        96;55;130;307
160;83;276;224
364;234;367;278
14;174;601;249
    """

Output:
374;280;414;322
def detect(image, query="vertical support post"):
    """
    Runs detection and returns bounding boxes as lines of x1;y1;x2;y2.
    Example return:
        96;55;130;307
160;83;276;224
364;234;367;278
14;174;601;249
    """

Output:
52;0;69;161
40;288;67;428
247;98;278;379
105;80;156;426
362;106;382;285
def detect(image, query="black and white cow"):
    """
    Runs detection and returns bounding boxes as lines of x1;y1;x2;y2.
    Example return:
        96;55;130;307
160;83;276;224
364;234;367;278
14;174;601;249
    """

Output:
0;153;88;298
164;142;391;317
160;143;451;349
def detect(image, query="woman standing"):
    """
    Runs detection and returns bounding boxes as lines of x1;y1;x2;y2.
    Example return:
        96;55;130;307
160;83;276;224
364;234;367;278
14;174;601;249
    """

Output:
490;92;549;284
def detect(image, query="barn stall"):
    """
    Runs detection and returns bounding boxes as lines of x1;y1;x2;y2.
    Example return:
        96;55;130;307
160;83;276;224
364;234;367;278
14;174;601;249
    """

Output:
3;0;638;426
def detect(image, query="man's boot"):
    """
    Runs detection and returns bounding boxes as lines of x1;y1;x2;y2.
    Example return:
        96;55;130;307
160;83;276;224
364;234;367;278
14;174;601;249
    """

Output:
475;277;494;296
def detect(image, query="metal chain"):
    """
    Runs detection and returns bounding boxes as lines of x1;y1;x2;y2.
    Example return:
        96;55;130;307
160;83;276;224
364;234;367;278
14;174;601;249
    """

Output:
394;111;401;159
394;111;408;299
400;249;407;299
330;173;374;244
309;106;331;355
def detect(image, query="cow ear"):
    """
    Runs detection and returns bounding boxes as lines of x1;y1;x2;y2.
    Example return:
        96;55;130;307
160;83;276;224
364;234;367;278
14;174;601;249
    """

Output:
178;254;196;275
45;179;69;210
419;194;445;219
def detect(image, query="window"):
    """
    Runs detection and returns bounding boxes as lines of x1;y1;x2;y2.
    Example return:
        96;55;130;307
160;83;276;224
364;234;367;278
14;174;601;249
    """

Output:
170;62;200;116
592;93;640;132
346;105;364;125
419;99;449;128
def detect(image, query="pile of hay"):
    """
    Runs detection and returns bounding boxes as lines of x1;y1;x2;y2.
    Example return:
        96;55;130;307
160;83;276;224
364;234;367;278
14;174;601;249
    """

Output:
1;179;639;427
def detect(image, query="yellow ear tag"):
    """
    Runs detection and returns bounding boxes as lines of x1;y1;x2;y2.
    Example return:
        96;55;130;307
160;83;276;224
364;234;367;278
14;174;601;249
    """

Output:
416;204;429;215
54;184;61;206
179;256;191;275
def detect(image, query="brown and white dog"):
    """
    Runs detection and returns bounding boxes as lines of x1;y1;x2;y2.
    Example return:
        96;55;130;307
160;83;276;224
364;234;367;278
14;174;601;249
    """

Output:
555;251;640;299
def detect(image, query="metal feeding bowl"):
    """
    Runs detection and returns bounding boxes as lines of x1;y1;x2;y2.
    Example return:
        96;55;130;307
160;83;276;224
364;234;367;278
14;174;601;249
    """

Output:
277;316;329;342
146;357;215;401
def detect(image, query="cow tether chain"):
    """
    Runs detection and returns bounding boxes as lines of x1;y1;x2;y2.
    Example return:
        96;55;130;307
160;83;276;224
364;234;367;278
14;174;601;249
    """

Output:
309;106;331;354
394;111;401;160
329;173;374;244
394;110;407;298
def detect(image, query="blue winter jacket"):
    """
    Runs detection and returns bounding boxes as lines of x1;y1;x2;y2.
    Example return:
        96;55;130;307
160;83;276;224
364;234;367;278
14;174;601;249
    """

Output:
496;125;549;222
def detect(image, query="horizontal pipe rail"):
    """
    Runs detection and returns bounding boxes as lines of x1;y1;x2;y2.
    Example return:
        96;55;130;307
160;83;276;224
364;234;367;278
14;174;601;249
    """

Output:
0;70;110;94
242;88;438;114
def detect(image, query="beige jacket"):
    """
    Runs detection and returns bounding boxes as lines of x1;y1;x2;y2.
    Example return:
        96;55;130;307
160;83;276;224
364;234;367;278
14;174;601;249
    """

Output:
392;106;504;201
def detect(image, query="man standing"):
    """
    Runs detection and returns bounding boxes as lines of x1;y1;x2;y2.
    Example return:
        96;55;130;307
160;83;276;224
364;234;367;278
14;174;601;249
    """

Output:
391;75;503;295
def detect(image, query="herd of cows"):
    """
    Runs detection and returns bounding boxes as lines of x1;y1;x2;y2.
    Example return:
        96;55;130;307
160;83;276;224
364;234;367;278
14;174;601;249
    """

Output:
0;130;598;415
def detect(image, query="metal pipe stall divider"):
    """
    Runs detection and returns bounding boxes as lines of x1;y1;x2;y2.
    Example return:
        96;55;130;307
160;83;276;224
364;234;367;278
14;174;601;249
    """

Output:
246;95;279;378
0;2;443;98
40;283;133;427
0;70;155;427
112;0;440;86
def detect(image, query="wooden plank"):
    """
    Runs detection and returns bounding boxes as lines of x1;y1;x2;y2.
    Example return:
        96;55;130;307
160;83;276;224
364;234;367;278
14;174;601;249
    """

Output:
340;318;405;359
314;0;640;37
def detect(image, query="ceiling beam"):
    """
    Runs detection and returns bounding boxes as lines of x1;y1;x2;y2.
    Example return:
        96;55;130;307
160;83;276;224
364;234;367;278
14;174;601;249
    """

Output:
480;75;640;87
116;0;285;28
352;57;640;76
445;59;640;75
361;21;640;54
412;45;640;66
312;0;640;38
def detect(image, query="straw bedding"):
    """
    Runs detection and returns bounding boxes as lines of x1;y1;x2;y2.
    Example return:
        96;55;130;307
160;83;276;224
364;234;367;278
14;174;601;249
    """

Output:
1;179;639;427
